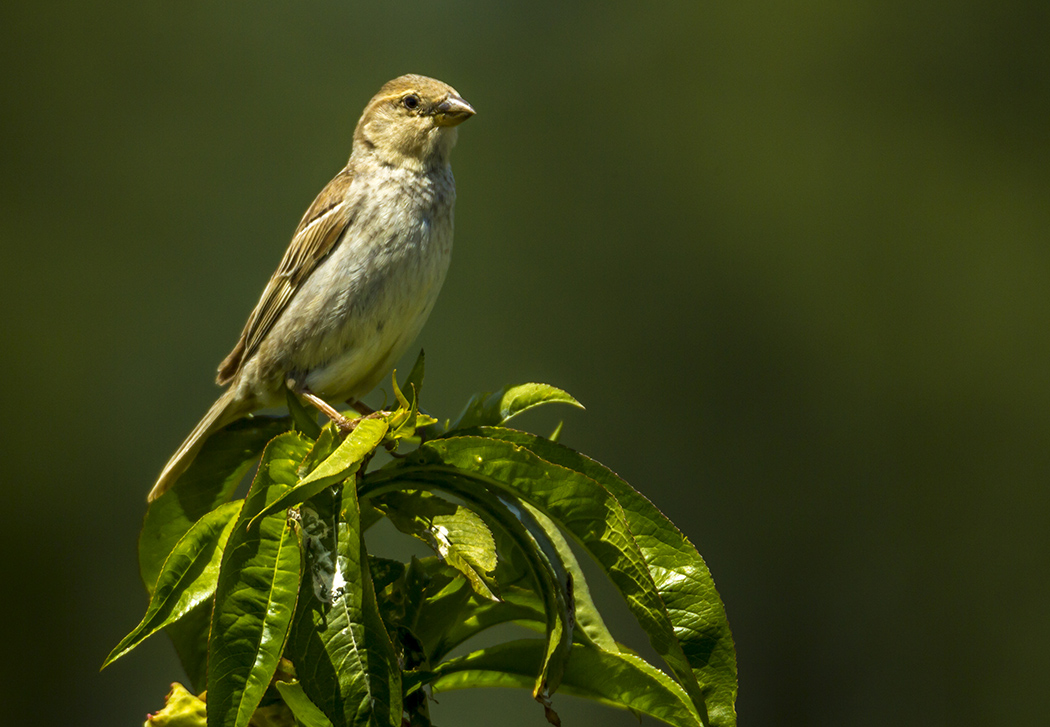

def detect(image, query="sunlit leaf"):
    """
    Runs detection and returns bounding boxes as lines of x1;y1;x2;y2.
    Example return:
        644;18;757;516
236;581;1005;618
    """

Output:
376;491;499;601
247;419;387;530
139;415;291;689
144;683;207;727
207;433;308;727
404;350;426;401
446;383;583;432
275;681;333;727
139;415;292;591
361;473;575;700
461;428;738;726
429;640;704;727
548;421;564;443
429;506;499;600
104;500;241;668
383;435;730;724
289;477;402;727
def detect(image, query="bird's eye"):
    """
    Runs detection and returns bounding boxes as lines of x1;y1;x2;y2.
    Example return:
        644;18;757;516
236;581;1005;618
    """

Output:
402;94;420;110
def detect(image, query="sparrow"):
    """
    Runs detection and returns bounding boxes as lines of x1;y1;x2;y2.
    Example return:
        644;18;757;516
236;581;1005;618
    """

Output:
148;74;474;502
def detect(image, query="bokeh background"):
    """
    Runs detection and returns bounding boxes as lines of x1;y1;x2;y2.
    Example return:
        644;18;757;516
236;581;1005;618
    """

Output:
2;2;1048;725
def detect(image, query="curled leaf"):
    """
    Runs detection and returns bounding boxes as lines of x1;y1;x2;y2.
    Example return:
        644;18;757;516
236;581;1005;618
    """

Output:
447;384;583;432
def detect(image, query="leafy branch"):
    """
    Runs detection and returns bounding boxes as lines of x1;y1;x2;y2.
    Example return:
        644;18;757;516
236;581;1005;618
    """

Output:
106;352;737;727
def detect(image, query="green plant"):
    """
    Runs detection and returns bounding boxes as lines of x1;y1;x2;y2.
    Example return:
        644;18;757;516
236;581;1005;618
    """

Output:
105;353;737;727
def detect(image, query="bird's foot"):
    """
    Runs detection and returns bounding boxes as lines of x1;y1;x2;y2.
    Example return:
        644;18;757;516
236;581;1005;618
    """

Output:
346;410;390;429
336;409;391;435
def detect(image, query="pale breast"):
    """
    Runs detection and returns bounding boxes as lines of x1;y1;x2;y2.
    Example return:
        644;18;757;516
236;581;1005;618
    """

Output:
247;164;455;405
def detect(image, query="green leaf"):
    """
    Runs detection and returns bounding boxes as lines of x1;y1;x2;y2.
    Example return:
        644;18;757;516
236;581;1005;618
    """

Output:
360;545;403;727
384;435;731;725
104;501;242;668
207;432;308;727
139;415;292;592
464;428;738;727
404;349;426;401
139;415;291;689
361;474;575;700
275;681;333;727
399;560;475;659
145;683;207;727
386;361;437;443
247;419;387;529
524;504;618;653
298;426;340;476
429;640;704;727
428;505;499;600
381;370;414;438
423;501;617;660
286;386;323;439
446;383;583;432
289;479;402;727
548;420;564;442
376;491;499;601
424;584;545;660
164;605;212;692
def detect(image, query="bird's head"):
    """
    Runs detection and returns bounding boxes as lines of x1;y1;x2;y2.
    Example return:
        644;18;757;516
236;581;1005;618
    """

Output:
353;74;475;171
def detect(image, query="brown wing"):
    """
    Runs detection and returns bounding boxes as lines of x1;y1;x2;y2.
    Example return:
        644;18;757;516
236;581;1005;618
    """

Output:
216;168;356;385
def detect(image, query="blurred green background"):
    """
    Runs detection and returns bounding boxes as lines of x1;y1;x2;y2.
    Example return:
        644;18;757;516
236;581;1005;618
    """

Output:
2;1;1048;725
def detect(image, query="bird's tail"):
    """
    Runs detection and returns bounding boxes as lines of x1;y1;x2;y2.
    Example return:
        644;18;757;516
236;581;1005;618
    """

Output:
148;389;247;502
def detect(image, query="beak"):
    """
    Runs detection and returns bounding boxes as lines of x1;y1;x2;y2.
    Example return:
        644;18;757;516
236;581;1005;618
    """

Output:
434;95;476;127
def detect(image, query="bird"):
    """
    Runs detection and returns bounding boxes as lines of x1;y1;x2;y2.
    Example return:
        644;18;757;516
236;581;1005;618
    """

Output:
148;74;474;502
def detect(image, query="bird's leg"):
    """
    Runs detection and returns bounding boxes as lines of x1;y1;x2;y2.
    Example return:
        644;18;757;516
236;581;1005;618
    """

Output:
288;377;355;432
301;392;356;432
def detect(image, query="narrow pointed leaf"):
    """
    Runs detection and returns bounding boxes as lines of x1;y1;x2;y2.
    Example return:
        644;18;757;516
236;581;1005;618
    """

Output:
361;475;574;699
376;491;499;601
428;640;704;727
447;384;583;432
524;504;618;653
275;681;334;727
548;420;564;442
247;419;387;529
423;585;545;660
388;358;435;442
104;501;242;668
286;387;323;439
207;432;308;727
381;436;723;724
404;349;426;400
289;479;402;727
139;415;292;591
360;543;402;727
424;500;616;659
139;416;291;689
457;428;738;726
298;426;340;476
